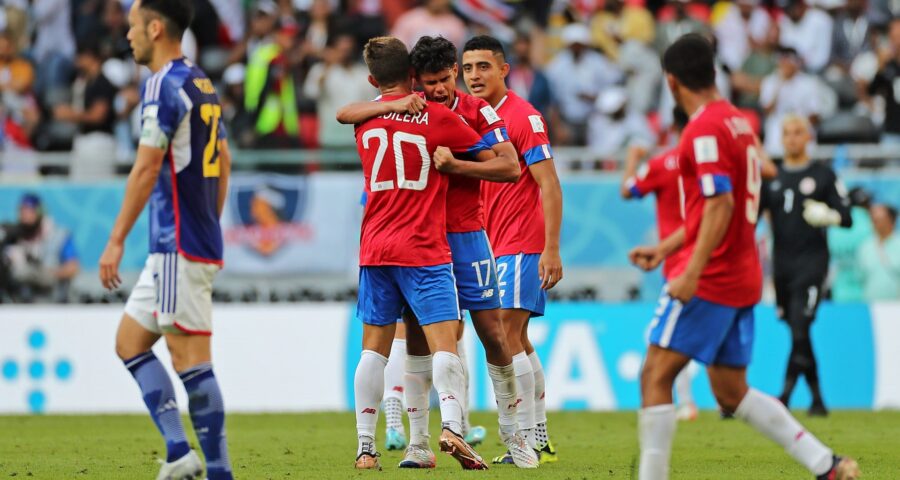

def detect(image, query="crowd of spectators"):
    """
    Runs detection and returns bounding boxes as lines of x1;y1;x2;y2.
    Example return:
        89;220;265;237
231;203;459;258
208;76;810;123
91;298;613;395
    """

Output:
2;0;900;170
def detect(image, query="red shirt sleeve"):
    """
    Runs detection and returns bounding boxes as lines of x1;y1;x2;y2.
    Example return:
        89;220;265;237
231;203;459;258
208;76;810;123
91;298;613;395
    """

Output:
685;125;733;198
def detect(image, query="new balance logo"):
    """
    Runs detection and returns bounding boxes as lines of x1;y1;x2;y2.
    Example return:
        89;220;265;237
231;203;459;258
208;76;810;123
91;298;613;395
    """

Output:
361;408;376;414
481;289;494;299
509;398;523;409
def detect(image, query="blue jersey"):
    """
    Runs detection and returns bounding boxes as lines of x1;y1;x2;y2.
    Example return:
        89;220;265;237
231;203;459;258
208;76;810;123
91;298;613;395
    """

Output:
139;58;225;264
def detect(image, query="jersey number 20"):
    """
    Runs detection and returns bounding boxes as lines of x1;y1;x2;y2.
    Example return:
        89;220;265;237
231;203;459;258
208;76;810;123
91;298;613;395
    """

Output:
200;104;222;178
363;128;430;192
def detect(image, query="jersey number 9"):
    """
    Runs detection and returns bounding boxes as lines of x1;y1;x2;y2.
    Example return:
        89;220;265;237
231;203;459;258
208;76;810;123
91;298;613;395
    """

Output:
200;104;222;178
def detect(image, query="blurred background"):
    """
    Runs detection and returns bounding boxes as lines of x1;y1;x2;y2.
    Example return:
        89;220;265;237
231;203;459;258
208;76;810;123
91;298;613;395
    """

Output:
1;0;899;415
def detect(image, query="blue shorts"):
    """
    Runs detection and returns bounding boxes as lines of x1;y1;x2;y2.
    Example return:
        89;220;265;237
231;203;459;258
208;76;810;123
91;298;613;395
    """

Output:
496;253;546;317
357;264;461;326
647;287;754;367
449;230;502;311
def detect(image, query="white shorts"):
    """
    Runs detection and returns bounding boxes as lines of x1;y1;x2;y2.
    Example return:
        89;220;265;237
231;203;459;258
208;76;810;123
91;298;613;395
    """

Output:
125;252;220;335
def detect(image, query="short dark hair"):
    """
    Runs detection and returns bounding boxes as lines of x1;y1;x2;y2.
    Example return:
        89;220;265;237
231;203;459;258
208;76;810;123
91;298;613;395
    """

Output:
140;0;195;39
363;36;411;88
672;106;689;130
410;36;457;75
463;35;506;62
662;33;716;91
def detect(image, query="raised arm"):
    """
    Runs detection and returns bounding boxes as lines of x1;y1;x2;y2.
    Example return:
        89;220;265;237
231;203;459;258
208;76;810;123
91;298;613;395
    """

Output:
335;94;426;125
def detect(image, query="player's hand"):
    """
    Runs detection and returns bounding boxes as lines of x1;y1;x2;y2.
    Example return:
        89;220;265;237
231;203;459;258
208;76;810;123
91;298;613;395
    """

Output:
434;146;458;173
628;245;664;271
99;240;124;291
667;272;698;303
390;94;426;115
802;199;841;227
539;248;563;290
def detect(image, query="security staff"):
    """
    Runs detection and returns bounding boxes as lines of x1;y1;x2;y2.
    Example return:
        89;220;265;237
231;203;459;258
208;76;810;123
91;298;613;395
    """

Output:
760;114;852;416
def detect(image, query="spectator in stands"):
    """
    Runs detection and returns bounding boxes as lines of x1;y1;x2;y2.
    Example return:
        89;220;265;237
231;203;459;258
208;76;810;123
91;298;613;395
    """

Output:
832;0;876;70
546;23;623;145
760;47;822;155
0;31;33;96
589;0;655;61
31;0;76;105
865;17;900;144
858;203;900;300
830;186;875;301
507;33;552;117
587;86;654;163
339;0;388;50
2;193;79;303
1;0;27;52
53;42;118;178
227;0;279;66
0;31;40;157
245;22;301;148
778;0;834;73
390;0;468;48
303;33;376;148
715;0;773;72
97;0;132;60
301;0;336;57
221;63;255;148
655;0;711;54
732;23;780;109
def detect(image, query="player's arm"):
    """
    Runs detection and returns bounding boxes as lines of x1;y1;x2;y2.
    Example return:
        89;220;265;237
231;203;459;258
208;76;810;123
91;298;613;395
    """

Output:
531;159;564;289
335;94;426;124
621;145;652;199
217;138;232;217
670;193;733;302
804;169;853;228
99;145;165;290
629;226;685;271
434;141;520;182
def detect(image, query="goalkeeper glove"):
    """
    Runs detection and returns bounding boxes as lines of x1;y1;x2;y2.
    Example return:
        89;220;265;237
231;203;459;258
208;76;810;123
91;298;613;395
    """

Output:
802;199;841;227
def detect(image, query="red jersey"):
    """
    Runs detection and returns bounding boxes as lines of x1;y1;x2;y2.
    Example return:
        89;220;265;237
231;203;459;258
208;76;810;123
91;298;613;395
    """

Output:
481;91;554;256
356;95;491;267
674;100;763;307
627;147;688;279
447;92;510;233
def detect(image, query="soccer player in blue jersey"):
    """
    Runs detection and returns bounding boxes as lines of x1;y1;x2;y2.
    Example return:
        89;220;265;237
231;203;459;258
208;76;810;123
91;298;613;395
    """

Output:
99;1;233;479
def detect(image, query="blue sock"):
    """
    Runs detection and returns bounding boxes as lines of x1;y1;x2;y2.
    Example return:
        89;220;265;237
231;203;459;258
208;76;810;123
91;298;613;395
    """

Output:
180;363;233;480
124;351;191;462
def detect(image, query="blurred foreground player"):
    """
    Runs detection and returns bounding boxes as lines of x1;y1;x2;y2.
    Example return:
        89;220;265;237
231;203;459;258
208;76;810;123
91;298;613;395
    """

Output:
100;0;234;478
462;35;564;464
351;36;503;471
760;114;852;416
622;108;699;422
631;34;858;480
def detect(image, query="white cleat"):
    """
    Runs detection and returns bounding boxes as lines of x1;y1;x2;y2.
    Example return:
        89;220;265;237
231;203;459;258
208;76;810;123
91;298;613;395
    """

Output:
500;430;539;468
676;403;698;421
157;450;203;480
398;443;436;468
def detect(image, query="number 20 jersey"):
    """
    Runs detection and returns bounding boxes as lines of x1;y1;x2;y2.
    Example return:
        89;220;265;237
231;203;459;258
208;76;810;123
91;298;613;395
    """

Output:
676;100;762;307
140;58;225;264
356;95;491;267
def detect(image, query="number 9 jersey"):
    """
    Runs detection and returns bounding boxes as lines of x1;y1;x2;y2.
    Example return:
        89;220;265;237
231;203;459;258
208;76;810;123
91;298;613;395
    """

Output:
139;58;225;264
676;100;762;307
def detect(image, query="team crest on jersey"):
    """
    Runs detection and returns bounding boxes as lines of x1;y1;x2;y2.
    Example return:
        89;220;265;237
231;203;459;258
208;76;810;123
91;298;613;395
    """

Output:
799;177;816;195
224;175;311;256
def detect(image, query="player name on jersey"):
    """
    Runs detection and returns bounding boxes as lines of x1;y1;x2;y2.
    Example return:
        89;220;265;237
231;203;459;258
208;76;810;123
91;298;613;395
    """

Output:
379;111;430;125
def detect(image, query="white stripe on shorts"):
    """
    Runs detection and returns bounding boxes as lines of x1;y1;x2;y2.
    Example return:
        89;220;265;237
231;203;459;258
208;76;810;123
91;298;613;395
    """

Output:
513;253;522;309
659;299;683;348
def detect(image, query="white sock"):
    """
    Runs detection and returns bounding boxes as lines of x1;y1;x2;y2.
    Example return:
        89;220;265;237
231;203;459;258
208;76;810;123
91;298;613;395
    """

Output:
383;339;406;432
528;351;549;449
488;362;518;436
673;366;694;406
457;339;471;436
639;404;676;480
512;351;536;445
433;351;466;436
735;388;833;475
355;350;387;455
404;354;432;447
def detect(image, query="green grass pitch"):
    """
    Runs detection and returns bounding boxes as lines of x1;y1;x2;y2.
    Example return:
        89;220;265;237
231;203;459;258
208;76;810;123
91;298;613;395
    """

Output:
1;411;898;479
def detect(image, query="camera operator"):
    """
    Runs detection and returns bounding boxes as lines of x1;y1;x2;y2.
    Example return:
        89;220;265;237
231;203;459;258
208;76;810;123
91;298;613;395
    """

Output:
2;193;79;302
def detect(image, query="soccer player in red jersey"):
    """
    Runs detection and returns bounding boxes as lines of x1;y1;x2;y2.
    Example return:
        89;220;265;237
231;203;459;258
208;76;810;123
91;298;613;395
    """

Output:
461;35;564;464
338;35;537;468
630;34;858;480
351;36;511;471
622;108;699;422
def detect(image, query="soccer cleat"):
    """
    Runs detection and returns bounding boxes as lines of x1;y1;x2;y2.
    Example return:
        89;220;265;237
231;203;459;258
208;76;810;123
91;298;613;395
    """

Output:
398;443;436;468
354;451;382;470
538;440;558;464
809;402;829;418
492;451;515;465
439;428;488;470
499;430;539;468
676;403;699;421
385;427;408;451
156;450;203;480
464;425;487;446
817;456;860;480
